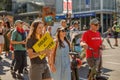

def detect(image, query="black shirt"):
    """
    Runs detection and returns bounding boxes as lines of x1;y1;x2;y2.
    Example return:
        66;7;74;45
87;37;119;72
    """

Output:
26;38;47;64
0;28;3;35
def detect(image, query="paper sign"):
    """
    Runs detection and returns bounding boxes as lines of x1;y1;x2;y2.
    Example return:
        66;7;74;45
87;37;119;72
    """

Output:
33;32;55;59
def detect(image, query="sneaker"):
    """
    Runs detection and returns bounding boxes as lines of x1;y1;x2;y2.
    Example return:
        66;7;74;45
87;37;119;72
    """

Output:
11;71;17;78
114;44;118;47
17;73;23;79
0;56;2;61
10;66;13;71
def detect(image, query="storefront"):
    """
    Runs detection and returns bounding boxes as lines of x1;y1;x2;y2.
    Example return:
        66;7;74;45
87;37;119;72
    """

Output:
72;11;114;33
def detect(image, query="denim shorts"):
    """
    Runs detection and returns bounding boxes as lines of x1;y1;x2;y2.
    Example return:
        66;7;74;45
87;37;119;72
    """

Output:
29;63;51;80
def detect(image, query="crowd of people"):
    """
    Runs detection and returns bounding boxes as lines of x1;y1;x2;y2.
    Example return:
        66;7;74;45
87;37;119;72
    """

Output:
0;16;120;80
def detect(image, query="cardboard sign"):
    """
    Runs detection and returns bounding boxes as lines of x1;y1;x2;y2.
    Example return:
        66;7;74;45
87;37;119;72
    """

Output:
42;7;55;26
33;32;55;59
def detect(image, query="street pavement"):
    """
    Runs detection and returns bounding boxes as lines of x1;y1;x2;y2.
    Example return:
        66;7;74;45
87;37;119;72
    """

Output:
0;38;120;80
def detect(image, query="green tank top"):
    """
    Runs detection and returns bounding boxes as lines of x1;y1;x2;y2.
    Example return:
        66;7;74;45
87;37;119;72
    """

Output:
115;25;120;32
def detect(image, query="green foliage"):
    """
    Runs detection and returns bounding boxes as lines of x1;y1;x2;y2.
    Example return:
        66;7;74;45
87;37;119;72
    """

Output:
0;0;12;11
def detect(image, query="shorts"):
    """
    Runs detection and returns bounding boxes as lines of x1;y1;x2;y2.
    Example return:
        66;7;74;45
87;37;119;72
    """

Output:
0;35;4;44
87;57;101;70
29;63;51;80
113;32;119;39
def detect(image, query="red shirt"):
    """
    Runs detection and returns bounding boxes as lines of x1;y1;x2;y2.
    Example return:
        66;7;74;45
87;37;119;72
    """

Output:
81;30;102;58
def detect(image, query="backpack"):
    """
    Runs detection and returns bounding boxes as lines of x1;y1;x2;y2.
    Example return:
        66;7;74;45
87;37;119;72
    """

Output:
7;30;26;51
7;29;16;51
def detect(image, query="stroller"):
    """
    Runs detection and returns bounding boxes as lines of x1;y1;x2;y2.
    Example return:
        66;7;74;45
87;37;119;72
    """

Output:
69;31;85;80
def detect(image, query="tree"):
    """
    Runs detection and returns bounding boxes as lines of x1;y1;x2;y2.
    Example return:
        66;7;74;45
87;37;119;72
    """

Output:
0;0;12;11
4;0;12;11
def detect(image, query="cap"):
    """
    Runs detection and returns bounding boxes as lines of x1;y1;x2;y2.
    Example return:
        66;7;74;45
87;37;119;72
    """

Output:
60;19;66;24
73;21;79;25
90;18;99;25
14;20;23;26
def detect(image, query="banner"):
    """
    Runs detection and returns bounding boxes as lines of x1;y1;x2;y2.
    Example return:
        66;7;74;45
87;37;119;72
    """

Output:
63;0;72;14
86;0;90;8
33;32;55;59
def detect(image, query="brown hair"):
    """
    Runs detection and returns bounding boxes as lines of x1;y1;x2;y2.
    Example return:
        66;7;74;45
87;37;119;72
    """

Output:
27;20;43;40
56;28;70;49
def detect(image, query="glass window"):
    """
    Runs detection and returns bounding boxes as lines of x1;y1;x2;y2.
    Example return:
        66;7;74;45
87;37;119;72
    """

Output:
91;0;100;10
103;0;115;10
91;0;96;10
95;0;100;10
72;0;80;12
81;0;86;11
56;0;63;14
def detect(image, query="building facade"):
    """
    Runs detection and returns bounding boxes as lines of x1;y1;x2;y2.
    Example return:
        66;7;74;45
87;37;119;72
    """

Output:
11;0;56;23
116;0;120;24
0;0;119;32
56;0;118;32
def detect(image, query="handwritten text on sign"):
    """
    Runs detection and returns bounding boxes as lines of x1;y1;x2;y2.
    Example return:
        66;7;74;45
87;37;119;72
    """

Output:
33;32;55;59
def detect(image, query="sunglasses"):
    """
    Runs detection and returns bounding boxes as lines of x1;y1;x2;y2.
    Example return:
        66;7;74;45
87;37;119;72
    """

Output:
20;22;24;24
60;30;66;32
94;24;99;26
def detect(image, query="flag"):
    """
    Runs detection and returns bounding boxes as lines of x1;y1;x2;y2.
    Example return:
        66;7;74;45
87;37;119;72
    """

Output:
86;0;90;8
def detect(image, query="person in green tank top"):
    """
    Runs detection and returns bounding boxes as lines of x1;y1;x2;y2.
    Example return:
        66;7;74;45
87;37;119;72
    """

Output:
112;21;120;46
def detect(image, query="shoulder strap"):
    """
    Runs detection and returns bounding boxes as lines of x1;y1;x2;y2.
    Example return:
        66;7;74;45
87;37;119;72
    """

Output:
15;31;19;41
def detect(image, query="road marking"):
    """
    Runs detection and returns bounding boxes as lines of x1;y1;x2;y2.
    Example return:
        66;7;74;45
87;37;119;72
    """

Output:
103;55;120;57
79;77;87;80
103;55;113;57
105;62;120;65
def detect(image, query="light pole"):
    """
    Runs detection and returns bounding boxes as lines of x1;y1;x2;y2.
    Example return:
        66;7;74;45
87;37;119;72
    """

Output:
114;0;117;21
66;0;71;27
66;0;69;22
67;0;68;15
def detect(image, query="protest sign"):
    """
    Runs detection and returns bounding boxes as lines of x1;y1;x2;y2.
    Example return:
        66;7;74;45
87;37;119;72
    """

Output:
33;32;55;59
42;7;55;26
